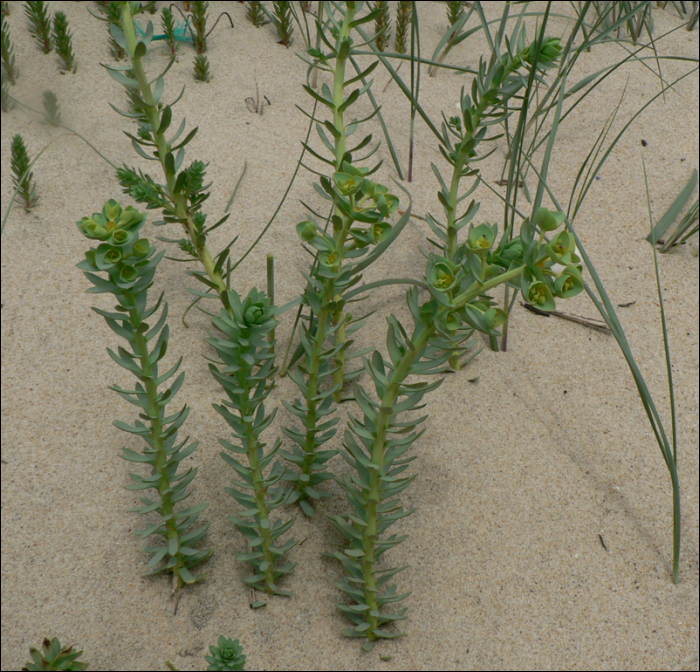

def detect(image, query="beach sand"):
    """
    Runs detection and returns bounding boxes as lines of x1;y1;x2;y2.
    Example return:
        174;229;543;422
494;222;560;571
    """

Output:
1;2;698;670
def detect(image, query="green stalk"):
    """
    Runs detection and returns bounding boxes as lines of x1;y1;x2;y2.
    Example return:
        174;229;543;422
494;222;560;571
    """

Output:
120;5;227;299
446;154;465;369
446;152;466;261
299;283;335;492
210;288;296;592
267;254;275;350
453;264;525;307
239;388;277;591
128;296;187;592
329;2;356;399
311;0;324;88
442;51;529;367
360;322;432;639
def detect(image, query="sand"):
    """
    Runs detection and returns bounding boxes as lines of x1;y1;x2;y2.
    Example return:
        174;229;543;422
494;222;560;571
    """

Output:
1;2;698;670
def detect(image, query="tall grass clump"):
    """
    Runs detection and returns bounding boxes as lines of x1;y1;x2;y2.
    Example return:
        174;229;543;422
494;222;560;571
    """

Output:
575;0;655;44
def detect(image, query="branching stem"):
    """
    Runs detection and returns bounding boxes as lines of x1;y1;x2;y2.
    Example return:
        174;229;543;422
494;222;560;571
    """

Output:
120;4;227;300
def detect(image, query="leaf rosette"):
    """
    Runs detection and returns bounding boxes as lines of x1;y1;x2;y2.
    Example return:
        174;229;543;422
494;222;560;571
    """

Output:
78;198;145;241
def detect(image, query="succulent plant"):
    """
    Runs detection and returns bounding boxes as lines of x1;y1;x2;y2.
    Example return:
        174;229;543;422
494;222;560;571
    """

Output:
205;636;246;671
23;637;87;672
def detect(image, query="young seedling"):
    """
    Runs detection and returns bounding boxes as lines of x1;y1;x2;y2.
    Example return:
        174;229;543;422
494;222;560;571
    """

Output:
208;288;297;594
332;205;584;648
191;0;208;53
42;89;60;125
52;10;76;72
194;53;211;81
1;9;18;84
11;134;39;211
24;0;53;54
374;0;390;51
394;0;411;54
22;637;87;672
282;0;409;515
446;0;465;27
139;3;232;50
646;169;699;252
245;72;270;114
76;199;212;596
427;0;475;76
98;0;127;60
271;1;293;47
245;1;268;28
205;636;246;671
160;6;180;55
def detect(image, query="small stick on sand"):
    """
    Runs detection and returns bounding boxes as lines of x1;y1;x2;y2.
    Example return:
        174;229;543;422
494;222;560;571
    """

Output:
521;301;611;332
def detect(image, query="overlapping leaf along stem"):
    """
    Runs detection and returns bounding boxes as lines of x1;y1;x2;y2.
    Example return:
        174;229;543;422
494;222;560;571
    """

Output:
113;2;230;313
283;1;407;515
331;266;524;646
334;201;583;645
208;289;297;594
76;200;211;595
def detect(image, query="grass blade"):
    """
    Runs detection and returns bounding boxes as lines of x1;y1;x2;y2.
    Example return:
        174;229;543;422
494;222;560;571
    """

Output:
646;168;698;244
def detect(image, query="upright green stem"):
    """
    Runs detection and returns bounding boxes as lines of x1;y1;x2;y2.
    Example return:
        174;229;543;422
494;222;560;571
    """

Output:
360;323;432;638
299;283;335;493
120;5;227;300
443;58;525;367
127;294;186;592
454;264;525;308
671;466;680;583
329;2;356;399
239;390;277;591
267;254;275;351
446;153;466;260
446;152;466;369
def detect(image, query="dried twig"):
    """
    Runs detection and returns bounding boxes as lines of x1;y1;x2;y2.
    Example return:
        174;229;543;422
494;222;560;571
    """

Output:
520;301;611;332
